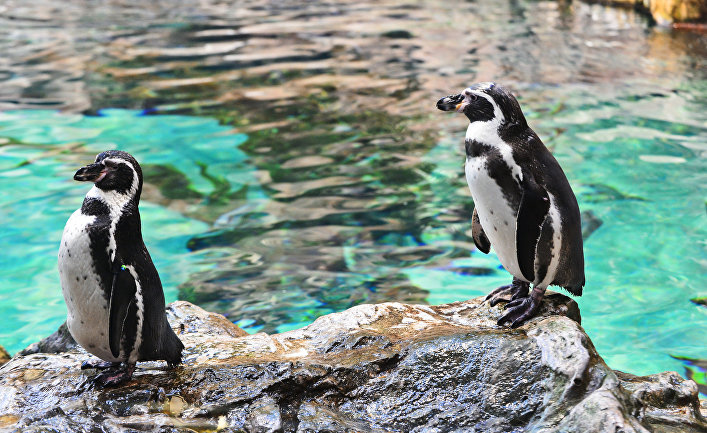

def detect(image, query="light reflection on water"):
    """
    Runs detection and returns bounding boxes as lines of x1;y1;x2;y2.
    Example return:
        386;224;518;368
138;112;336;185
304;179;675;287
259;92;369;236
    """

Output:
0;0;705;391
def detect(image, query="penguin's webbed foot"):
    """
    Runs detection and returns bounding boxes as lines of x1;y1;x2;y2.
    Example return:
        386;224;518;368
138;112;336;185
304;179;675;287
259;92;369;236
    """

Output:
485;278;530;307
94;363;136;387
497;288;543;328
81;359;118;370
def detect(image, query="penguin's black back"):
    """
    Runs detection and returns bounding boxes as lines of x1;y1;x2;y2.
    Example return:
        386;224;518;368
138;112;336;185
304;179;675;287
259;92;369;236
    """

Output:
503;127;585;294
113;209;184;364
78;151;184;364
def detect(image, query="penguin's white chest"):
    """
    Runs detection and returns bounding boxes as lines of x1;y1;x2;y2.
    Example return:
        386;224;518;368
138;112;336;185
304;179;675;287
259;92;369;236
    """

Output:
465;157;524;280
58;210;119;362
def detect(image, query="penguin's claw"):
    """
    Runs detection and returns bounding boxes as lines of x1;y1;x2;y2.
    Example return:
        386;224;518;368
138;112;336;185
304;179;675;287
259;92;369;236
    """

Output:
504;297;525;309
81;360;117;370
497;293;542;328
485;279;530;307
485;284;513;307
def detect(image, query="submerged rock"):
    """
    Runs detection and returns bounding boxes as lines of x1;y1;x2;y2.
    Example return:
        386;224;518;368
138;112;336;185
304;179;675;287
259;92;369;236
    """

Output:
1;296;704;432
691;297;706;308
672;356;707;396
580;209;603;241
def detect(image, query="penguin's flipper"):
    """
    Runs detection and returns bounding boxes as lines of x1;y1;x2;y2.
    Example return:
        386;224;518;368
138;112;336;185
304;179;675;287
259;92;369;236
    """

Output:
516;177;551;283
472;207;491;254
108;260;137;358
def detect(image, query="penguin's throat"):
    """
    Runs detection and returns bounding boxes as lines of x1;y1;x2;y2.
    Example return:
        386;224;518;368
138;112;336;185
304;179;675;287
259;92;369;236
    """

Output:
86;186;136;215
465;122;523;184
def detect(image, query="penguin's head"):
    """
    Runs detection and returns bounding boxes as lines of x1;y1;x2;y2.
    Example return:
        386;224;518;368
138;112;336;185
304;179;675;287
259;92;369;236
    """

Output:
74;150;143;197
436;82;527;130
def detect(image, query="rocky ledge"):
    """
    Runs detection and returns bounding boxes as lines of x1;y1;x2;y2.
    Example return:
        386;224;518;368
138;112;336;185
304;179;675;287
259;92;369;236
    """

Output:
0;295;705;433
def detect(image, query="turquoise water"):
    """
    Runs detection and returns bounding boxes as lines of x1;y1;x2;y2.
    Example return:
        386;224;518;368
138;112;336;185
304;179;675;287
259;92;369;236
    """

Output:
412;82;707;376
1;80;705;382
0;109;257;350
0;0;705;393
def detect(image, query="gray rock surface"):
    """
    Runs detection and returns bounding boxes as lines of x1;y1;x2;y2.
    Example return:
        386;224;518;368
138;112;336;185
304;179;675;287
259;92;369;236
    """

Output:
0;295;704;433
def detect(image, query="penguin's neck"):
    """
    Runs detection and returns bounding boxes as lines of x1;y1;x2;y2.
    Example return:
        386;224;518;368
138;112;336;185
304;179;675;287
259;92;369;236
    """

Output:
466;119;523;183
83;185;141;265
84;185;138;217
465;117;502;147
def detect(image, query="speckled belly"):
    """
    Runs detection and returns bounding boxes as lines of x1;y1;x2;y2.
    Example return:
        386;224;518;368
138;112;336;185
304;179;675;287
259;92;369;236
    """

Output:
465;157;524;281
58;210;119;362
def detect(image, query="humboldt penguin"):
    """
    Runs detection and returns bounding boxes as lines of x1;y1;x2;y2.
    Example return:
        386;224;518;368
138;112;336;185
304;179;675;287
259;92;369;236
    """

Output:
437;82;584;327
58;150;183;385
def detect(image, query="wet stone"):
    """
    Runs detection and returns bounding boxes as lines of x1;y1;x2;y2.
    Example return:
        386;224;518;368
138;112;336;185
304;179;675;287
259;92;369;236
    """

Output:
0;298;704;432
0;0;705;420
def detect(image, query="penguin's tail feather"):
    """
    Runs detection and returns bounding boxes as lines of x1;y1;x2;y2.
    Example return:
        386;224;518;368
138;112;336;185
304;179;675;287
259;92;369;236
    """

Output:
563;277;584;296
565;285;583;296
163;326;185;366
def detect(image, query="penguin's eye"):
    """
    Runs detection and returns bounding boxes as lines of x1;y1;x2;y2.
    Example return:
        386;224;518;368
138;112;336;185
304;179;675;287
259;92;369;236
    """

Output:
469;94;478;102
103;160;117;168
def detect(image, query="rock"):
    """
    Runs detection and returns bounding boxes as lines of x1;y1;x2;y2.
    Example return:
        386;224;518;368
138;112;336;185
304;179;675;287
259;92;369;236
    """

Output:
671;356;707;396
17;321;79;356
616;370;707;433
0;345;10;366
649;0;707;25
1;296;704;432
165;300;249;339
581;0;707;24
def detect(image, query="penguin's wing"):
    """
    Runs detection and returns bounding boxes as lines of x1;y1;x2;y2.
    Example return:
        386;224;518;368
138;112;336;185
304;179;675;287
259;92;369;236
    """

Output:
108;257;137;358
516;175;551;283
472;207;490;254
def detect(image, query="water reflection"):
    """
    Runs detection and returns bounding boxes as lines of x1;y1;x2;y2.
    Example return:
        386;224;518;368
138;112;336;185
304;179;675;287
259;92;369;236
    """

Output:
0;0;705;388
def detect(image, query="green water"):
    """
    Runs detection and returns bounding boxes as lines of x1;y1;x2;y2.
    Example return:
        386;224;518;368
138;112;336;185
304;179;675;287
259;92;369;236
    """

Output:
0;109;255;349
1;80;705;381
414;83;707;376
0;0;705;394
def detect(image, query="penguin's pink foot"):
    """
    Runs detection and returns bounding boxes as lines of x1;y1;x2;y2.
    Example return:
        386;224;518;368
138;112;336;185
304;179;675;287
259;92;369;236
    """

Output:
497;288;544;328
81;359;117;370
95;363;135;387
485;278;529;307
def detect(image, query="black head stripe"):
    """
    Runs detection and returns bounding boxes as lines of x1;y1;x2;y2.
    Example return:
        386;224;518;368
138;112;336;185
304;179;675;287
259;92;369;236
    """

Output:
479;83;528;131
96;151;141;175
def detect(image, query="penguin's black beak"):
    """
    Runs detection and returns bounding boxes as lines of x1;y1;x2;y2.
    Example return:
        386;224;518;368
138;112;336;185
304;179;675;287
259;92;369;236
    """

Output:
74;163;107;182
436;93;464;112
